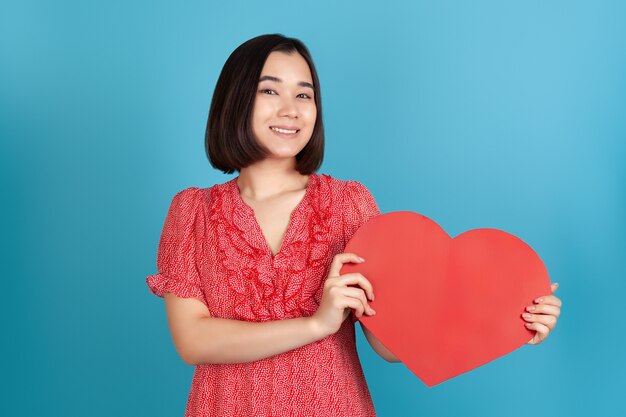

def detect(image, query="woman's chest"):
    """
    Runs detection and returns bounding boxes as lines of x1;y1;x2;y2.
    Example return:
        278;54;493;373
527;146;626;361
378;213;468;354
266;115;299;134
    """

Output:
242;190;307;258
198;203;345;322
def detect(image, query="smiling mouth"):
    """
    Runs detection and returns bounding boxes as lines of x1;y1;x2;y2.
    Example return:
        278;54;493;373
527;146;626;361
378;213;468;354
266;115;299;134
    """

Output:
270;126;300;135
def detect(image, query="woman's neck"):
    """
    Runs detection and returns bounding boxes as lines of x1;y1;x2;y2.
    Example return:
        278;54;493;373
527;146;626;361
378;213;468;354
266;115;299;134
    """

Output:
236;158;309;201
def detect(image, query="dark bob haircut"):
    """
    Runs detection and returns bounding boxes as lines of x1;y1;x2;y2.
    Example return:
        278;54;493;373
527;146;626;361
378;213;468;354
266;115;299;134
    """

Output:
205;34;324;175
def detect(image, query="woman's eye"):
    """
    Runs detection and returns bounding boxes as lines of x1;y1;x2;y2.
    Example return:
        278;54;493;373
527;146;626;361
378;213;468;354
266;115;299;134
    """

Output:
260;89;311;99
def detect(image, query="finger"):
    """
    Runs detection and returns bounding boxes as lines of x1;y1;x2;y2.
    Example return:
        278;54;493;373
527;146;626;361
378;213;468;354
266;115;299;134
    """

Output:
338;272;375;301
342;297;365;318
551;282;559;293
525;321;550;342
342;287;376;315
534;294;562;308
524;303;560;318
522;312;557;331
328;253;365;278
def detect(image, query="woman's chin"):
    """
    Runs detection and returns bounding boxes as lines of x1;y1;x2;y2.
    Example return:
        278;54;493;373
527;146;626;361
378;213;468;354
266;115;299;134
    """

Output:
264;147;307;160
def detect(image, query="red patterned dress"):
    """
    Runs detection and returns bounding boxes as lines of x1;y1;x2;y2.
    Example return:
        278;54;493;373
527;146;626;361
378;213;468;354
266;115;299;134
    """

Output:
147;173;380;416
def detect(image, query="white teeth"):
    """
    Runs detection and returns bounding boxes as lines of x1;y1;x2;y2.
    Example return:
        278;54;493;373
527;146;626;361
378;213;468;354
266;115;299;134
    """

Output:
271;127;298;134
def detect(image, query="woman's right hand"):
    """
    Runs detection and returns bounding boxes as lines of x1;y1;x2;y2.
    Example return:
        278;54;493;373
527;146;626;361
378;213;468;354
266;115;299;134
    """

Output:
310;253;376;338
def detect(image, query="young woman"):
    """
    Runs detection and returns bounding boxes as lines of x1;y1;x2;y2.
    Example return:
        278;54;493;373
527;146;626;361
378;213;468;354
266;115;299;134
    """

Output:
147;34;562;416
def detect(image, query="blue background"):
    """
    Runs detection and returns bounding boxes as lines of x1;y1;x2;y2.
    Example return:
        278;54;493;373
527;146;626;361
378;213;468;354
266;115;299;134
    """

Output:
2;1;624;416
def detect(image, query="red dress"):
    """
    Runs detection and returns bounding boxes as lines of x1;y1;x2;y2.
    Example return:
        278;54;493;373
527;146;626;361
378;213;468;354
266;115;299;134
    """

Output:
147;173;380;416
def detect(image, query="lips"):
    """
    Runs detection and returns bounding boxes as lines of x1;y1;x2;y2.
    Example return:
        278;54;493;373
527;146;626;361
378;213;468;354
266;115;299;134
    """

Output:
269;126;300;136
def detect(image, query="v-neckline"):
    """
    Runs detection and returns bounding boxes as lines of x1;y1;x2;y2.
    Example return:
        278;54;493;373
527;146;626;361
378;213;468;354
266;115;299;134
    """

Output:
231;174;316;259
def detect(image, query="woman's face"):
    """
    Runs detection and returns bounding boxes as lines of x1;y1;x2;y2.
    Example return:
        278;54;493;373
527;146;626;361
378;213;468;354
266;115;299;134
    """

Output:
251;51;317;161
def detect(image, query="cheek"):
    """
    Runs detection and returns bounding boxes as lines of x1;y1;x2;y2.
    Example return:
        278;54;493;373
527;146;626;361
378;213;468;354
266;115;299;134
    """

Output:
304;107;317;127
251;109;270;131
252;99;273;120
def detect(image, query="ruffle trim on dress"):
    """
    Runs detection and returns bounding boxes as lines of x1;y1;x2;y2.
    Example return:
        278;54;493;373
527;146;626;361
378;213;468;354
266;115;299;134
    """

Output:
208;174;334;322
146;272;208;306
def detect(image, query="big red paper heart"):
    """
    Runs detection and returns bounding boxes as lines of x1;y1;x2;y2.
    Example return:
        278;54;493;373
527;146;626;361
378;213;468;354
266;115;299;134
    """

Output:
341;211;550;387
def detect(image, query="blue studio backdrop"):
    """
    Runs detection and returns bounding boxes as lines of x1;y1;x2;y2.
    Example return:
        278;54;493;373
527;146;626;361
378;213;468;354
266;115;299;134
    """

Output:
2;1;624;416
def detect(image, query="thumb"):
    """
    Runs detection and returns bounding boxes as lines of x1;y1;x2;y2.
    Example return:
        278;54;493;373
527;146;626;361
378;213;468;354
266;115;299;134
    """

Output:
551;282;559;293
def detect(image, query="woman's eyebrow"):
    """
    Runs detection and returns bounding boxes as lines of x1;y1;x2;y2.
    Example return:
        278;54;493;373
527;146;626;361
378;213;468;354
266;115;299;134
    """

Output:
259;75;314;89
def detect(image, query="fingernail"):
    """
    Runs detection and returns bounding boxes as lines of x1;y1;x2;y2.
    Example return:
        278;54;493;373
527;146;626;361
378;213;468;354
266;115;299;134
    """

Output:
523;313;532;319
535;298;543;303
369;308;376;315
526;306;535;312
358;256;365;262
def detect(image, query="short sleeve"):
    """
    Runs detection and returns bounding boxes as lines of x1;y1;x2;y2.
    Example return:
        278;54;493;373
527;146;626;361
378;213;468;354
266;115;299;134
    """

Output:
146;187;209;307
342;180;381;245
342;180;381;325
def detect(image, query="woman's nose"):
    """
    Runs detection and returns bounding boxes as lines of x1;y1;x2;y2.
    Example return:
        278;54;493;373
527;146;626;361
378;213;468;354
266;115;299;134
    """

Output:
278;97;299;117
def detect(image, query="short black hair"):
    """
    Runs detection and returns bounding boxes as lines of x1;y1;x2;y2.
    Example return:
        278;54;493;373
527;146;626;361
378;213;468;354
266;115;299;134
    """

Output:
205;34;324;175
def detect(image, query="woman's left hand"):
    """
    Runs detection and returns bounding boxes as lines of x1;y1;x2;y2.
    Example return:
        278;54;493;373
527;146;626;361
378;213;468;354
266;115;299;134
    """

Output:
523;283;562;345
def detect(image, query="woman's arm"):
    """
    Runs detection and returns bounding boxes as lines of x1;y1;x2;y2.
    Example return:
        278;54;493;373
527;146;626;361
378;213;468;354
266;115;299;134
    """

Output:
362;326;400;362
164;293;326;365
163;252;383;366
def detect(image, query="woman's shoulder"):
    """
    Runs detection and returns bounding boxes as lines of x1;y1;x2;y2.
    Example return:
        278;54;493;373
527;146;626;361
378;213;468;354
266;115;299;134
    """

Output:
315;173;372;196
167;181;228;215
170;186;210;204
173;178;235;200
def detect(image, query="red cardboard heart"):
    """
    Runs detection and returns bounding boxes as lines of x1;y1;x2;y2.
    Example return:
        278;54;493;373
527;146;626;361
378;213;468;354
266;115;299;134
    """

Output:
341;211;550;387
